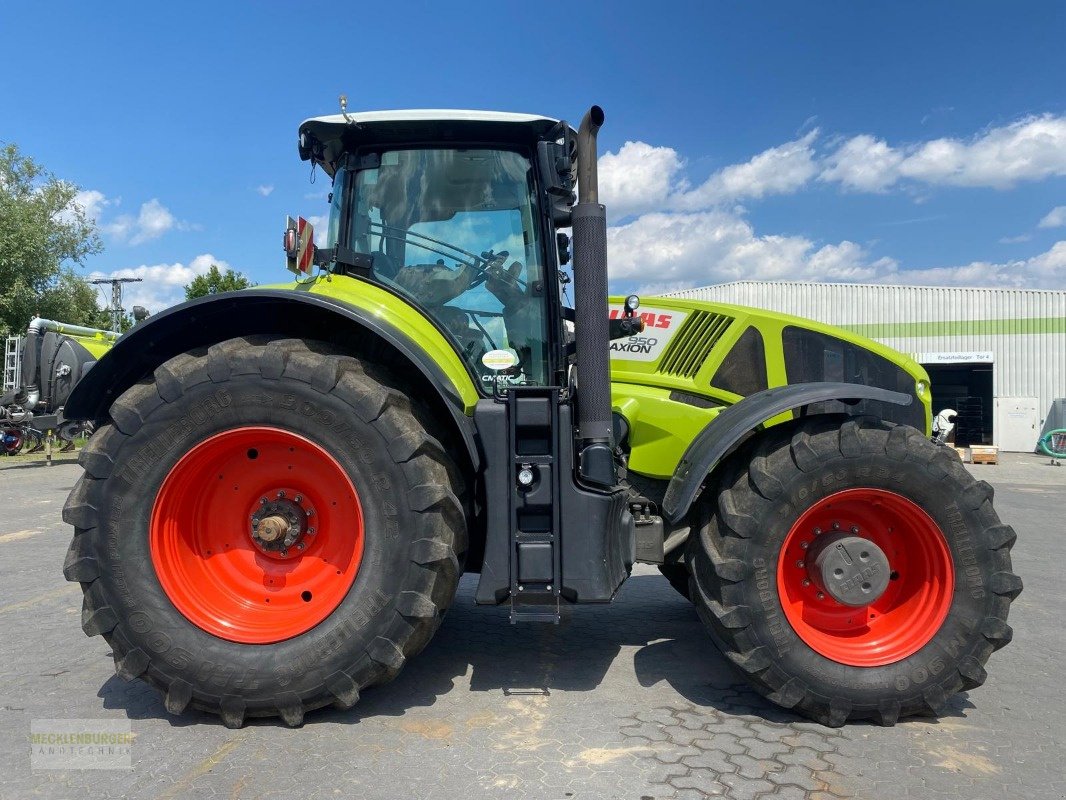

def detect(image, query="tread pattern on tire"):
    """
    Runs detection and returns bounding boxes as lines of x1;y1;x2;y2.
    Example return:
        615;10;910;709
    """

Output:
63;335;467;728
688;416;1020;727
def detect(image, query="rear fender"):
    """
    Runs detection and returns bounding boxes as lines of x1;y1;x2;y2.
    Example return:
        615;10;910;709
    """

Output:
63;289;481;468
661;382;913;523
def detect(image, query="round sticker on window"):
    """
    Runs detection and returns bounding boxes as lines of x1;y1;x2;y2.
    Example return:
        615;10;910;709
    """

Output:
482;349;518;371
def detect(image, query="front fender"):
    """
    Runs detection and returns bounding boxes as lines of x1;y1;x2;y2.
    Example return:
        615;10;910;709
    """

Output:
661;382;913;523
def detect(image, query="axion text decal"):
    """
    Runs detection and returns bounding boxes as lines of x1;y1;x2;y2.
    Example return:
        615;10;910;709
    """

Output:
608;306;688;363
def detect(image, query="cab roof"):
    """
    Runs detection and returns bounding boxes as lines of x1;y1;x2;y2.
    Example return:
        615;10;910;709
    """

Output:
298;109;571;176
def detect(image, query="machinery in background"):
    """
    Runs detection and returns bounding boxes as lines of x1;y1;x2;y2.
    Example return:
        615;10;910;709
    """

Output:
1;319;117;454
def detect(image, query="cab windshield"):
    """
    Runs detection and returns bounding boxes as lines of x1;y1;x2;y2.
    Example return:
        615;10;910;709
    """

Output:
328;148;549;388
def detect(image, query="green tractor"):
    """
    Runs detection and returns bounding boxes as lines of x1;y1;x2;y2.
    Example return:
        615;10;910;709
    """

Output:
61;106;1019;729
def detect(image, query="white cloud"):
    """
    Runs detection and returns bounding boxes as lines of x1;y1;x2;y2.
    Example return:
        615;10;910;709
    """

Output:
822;114;1066;191
596;113;1066;292
672;131;820;208
70;189;111;222
104;198;194;245
610;209;1066;291
305;214;328;247
56;188;116;226
257;184;275;197
88;254;226;313
1039;205;1066;228
606;209;888;286
999;234;1032;244
598;133;819;220
819;135;904;192
878;241;1066;289
598;141;685;220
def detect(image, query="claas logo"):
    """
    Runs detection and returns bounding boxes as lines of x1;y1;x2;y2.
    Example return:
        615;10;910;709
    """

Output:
609;309;673;329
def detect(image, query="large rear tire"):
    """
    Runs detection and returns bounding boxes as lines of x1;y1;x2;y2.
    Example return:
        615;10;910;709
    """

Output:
62;336;466;728
688;416;1020;726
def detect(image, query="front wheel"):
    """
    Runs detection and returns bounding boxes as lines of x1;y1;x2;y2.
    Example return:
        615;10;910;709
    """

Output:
63;337;466;727
688;417;1021;726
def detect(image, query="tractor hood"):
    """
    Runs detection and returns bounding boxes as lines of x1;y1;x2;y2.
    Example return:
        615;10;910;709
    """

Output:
606;295;932;480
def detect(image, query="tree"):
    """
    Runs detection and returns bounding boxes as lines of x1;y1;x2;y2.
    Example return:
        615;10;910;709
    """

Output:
184;265;255;300
0;143;107;335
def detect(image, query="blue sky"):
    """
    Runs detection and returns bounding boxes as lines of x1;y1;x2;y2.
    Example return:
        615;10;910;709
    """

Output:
4;1;1065;311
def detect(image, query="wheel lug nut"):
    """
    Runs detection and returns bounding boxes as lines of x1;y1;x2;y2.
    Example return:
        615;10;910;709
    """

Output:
296;543;304;550
817;592;825;600
277;490;286;499
802;579;811;587
850;525;859;534
307;527;315;535
260;498;268;505
294;494;302;503
795;560;805;568
813;527;822;536
280;549;288;557
800;541;809;549
306;508;315;517
832;521;840;531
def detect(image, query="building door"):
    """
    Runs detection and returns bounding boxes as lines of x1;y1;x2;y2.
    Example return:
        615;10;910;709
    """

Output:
994;397;1040;452
921;360;994;446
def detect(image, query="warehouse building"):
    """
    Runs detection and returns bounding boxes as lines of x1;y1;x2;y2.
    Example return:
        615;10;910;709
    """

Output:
667;281;1066;452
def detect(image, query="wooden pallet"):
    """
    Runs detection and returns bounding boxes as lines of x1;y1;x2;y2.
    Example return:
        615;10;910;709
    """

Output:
969;445;999;465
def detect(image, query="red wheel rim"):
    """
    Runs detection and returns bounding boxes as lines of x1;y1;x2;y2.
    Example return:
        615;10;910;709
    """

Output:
777;488;954;667
150;427;364;644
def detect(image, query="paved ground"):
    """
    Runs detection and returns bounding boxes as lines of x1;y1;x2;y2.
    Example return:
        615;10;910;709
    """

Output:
1;452;1063;799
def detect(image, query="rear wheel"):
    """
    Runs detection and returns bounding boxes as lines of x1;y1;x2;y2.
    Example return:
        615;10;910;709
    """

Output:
63;336;466;727
688;417;1020;726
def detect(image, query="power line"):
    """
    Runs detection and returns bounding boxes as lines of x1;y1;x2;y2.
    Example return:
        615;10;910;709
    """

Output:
88;278;141;332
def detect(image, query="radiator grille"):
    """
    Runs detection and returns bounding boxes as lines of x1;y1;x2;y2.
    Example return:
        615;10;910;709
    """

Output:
658;312;734;378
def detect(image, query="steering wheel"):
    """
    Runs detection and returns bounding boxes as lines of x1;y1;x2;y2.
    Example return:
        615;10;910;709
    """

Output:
471;250;528;294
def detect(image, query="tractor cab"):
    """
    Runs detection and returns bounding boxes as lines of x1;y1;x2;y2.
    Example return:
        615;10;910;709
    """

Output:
297;110;576;390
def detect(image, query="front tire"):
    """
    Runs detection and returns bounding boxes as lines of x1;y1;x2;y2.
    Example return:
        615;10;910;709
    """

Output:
688;417;1020;726
63;336;466;728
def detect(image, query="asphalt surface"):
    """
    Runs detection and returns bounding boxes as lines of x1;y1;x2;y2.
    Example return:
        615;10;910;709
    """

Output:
1;452;1063;799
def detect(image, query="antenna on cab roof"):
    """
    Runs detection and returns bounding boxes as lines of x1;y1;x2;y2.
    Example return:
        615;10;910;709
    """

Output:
339;94;355;125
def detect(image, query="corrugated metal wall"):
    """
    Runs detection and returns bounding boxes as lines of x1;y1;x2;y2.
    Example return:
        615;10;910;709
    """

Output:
666;281;1066;442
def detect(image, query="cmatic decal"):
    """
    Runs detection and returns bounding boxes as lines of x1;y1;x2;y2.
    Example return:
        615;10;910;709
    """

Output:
608;306;688;362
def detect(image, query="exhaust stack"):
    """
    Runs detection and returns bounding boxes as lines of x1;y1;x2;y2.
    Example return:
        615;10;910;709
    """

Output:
570;106;615;487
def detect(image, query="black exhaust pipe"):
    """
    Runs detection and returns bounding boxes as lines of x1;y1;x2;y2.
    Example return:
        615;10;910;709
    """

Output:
571;106;615;487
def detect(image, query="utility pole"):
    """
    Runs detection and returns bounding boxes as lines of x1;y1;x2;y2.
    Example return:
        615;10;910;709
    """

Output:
88;278;142;333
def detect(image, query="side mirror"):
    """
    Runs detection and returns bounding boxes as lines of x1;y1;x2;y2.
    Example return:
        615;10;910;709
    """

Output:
538;129;576;227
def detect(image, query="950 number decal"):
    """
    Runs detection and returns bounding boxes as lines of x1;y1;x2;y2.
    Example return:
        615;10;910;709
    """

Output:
608;306;688;363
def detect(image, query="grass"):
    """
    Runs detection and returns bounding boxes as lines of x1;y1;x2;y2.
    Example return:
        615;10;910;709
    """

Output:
0;435;86;469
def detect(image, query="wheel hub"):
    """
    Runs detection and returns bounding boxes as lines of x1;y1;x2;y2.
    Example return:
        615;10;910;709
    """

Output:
249;491;316;558
807;533;891;607
777;487;954;667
